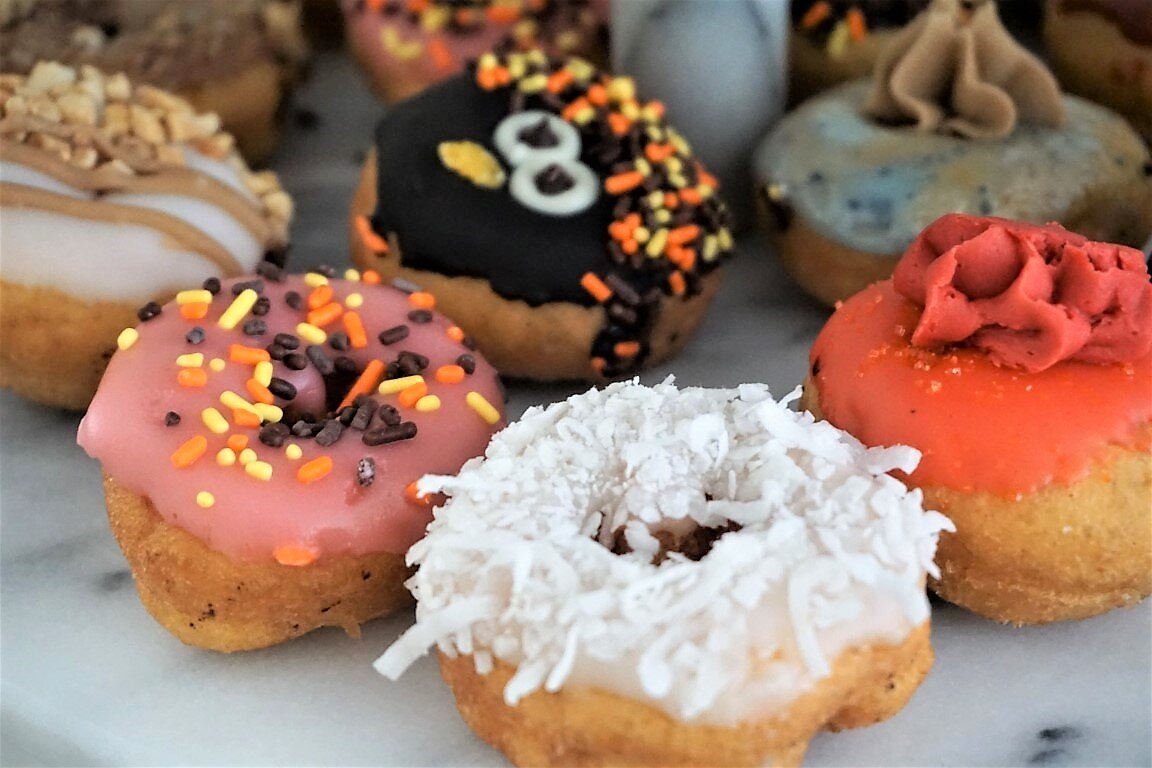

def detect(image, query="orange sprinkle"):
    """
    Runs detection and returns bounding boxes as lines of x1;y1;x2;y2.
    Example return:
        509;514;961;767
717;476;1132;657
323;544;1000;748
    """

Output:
621;238;639;255
607;112;632;136
406;0;428;12
486;4;520;22
338;359;386;410
605;170;645;195
297;455;334;485
427;37;456;73
180;301;209;320
608;220;631;242
434;364;466;384
645;100;666;119
800;0;832;29
697;166;719;189
663;192;680;209
645;143;675;162
614;341;641;358
245;378;275;405
547;69;574;93
355;215;390;254
623;212;642;230
233;408;262;429
229;344;271;365
307;284;333;310
226;434;249;453
477;66;507;91
668;246;697;271
397;380;428;408
362;269;382;285
177;368;208;388
591;357;607;375
846;6;868;41
408;291;436;310
366;0;384;9
405;480;435;508
446;325;466;343
343;311;368;349
580;272;613;303
306;302;344;328
561;97;590;122
586;83;608;106
668;271;687;296
679;187;703;206
668;224;701;245
273;544;318;567
170;435;208;468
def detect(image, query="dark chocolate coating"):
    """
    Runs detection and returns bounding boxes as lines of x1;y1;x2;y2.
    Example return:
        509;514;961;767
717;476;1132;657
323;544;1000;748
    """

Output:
371;75;614;308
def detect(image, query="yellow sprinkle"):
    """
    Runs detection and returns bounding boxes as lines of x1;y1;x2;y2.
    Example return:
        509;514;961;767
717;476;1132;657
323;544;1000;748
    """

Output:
655;209;672;224
646;190;664;209
284;444;303;461
216;448;237;467
254;403;283;423
378;375;424;395
702;235;720;262
176;353;204;368
606;76;636;102
415;394;441;412
195;491;215;508
218;288;258;330
304;272;329;288
209;357;227;372
201;407;229;434
245;461;273;481
620;101;640;121
176;289;213;305
646;228;669;258
116;327;139;350
697;183;715;198
665;156;683;174
344;268;361;282
718;228;734;250
478;52;498;70
518;73;548;93
465;391;501;425
826;18;851;59
220;390;258;414
669;173;688;189
345;293;364;309
632;226;651;244
296;322;327;345
254;361;273;387
238;448;257;466
633;158;652;177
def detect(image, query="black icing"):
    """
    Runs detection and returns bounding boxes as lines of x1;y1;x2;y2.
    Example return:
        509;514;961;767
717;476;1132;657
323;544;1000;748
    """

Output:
371;75;614;307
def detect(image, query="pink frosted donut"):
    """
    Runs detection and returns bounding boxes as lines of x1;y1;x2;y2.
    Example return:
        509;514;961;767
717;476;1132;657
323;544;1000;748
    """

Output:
78;264;506;651
341;0;608;103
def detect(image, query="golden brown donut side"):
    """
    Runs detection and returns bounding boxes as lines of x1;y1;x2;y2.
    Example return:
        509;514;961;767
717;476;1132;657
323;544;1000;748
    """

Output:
180;57;287;166
104;474;412;653
802;379;1152;625
437;622;932;768
0;281;139;411
788;31;898;106
349;151;722;381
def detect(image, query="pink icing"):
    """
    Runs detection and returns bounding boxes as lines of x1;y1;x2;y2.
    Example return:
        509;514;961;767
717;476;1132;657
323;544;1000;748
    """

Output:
893;214;1152;372
78;274;506;563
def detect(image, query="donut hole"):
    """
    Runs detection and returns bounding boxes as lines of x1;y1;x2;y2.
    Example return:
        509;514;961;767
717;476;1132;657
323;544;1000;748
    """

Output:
597;491;747;566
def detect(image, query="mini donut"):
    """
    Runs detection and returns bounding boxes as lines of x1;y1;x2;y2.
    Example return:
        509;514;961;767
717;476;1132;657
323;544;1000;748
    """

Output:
376;379;952;766
77;267;506;651
789;0;929;105
804;214;1152;624
0;62;292;410
350;51;735;381
1044;0;1152;143
756;0;1152;307
0;0;309;163
341;0;607;104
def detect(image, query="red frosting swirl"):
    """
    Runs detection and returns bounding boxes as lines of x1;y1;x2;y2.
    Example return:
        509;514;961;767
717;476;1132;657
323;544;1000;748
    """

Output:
893;214;1152;372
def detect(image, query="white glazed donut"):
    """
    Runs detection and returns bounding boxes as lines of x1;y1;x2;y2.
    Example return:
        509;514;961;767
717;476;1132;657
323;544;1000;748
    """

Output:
377;379;953;766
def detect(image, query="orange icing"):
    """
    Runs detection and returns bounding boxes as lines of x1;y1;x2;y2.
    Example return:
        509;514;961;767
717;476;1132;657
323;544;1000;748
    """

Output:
810;281;1152;496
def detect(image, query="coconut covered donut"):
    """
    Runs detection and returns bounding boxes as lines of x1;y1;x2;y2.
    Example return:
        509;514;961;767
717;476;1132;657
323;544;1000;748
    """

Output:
78;266;506;651
376;380;952;767
0;61;292;409
350;51;735;381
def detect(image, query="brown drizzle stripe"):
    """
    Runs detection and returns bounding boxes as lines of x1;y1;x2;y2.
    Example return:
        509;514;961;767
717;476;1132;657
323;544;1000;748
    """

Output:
0;181;246;276
0;114;165;174
0;140;279;245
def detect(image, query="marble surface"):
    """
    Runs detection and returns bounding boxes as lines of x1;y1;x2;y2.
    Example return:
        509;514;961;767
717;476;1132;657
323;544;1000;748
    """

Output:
2;51;1150;768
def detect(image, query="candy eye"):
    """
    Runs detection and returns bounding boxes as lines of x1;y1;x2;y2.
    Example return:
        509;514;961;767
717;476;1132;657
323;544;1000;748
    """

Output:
493;110;599;217
493;110;581;166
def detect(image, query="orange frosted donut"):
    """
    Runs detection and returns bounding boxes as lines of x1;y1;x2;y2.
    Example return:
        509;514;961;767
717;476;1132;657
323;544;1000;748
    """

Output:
78;265;506;651
806;214;1152;624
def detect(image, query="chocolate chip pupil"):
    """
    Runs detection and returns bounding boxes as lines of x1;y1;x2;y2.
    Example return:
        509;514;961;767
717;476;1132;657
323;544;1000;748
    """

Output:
535;163;576;195
517;117;560;148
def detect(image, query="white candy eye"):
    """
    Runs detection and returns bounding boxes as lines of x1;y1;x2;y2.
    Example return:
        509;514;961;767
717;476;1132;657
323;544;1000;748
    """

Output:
509;158;599;217
493;110;581;166
493;110;599;217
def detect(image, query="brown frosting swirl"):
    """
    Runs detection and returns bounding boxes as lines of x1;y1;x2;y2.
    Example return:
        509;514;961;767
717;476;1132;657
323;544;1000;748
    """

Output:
864;0;1066;140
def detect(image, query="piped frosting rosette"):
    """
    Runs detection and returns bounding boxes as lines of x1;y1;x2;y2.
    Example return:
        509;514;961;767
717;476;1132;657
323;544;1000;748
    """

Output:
377;379;952;724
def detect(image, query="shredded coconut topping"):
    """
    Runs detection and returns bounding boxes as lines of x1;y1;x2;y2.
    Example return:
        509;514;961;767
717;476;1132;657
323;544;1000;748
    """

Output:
376;379;952;723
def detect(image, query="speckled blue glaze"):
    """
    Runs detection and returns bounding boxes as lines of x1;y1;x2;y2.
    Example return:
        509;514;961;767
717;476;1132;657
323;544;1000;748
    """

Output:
755;80;1150;255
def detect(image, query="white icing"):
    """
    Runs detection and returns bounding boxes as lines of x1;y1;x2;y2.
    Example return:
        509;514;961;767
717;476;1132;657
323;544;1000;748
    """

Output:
493;111;581;166
0;207;228;299
376;379;953;725
103;192;261;267
0;161;87;198
183;151;258;201
509;158;599;217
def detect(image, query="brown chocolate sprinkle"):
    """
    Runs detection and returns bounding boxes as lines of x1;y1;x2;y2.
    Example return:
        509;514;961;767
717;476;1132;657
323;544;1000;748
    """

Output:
351;402;375;431
256;261;285;282
356;457;376;486
232;279;264;295
315;264;337;278
243;319;268;336
292;419;323;438
164;411;181;426
378;325;410;345
285;291;303;310
378;403;401;426
283;352;308;371
252;296;272;316
362;421;418;446
137;301;162;322
328;331;351;351
185;327;206;345
202;277;222;295
267;343;287;360
456;354;476;375
391;277;421;294
306;345;335;375
273;333;300;349
259;422;291;447
268;377;297;401
407;309;433;324
335;356;360;375
315;420;344;447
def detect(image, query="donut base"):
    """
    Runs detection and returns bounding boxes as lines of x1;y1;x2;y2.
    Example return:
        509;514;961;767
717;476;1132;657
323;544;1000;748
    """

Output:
103;473;412;652
0;280;140;410
437;622;931;768
802;380;1152;625
350;152;721;381
181;56;286;165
